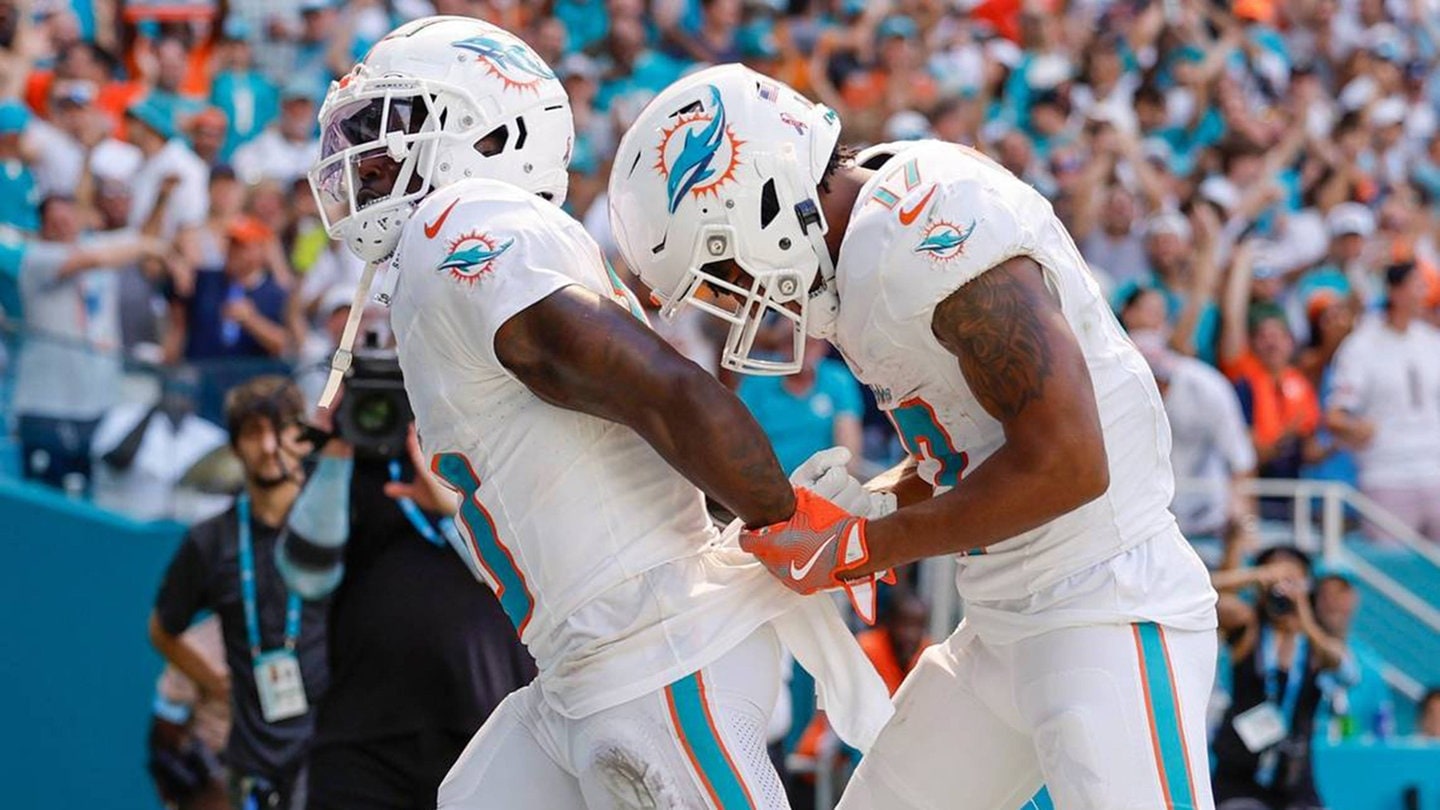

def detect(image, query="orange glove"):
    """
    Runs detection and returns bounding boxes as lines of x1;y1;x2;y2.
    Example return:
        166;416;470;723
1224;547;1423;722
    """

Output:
740;488;889;624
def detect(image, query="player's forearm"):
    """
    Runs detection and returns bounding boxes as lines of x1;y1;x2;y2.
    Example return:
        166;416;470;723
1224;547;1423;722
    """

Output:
848;439;1109;576
636;370;796;527
498;287;797;528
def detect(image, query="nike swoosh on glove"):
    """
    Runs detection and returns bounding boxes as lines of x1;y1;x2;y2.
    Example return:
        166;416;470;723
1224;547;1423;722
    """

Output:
741;488;883;624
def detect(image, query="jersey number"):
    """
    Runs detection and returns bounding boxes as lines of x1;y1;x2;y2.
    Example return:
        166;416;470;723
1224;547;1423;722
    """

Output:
432;453;536;635
869;159;922;210
888;397;967;490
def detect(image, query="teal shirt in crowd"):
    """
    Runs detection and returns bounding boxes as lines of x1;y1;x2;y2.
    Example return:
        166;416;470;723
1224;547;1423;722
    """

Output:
0;226;26;319
0;159;40;236
1113;275;1221;366
211;71;279;163
737;358;863;475
555;0;610;52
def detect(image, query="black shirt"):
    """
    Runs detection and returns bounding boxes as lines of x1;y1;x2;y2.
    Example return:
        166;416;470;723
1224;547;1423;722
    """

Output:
312;457;535;745
154;502;331;780
1213;628;1325;808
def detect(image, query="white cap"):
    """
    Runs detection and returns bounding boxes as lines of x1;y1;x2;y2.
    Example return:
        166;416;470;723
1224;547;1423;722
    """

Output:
884;110;933;142
985;38;1023;69
1326;202;1376;237
1339;76;1379;111
1198;176;1241;214
1145;210;1192;240
1370;97;1407;128
1026;54;1072;90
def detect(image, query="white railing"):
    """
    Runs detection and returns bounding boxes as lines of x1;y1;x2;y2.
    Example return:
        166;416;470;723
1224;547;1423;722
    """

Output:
1226;477;1440;570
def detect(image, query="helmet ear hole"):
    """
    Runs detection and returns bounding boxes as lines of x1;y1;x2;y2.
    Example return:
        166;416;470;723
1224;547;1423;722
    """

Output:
759;179;780;229
474;125;509;157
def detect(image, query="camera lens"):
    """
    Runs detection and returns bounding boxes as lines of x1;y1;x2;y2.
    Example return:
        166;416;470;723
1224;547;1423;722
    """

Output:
1266;586;1296;616
353;393;398;436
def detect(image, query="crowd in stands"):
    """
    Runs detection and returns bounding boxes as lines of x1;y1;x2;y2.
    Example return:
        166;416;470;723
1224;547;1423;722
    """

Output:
3;0;1440;806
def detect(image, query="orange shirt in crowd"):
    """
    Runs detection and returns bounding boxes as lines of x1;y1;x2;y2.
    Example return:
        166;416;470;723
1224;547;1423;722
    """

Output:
25;71;146;130
1221;352;1320;451
840;69;938;114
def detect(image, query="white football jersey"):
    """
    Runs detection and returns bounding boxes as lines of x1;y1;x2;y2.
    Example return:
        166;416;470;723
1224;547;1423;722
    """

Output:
389;178;793;718
834;142;1214;637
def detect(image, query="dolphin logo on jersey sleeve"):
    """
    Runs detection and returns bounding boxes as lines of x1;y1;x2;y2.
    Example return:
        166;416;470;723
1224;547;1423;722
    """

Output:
914;220;977;261
438;232;514;285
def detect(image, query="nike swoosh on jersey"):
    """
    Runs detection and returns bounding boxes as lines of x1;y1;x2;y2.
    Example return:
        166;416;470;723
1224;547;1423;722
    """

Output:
790;536;835;580
423;199;460;239
897;185;938;226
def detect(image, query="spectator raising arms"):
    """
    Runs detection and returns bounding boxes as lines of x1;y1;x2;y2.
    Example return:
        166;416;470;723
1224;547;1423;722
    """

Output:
6;197;165;491
1220;241;1325;514
168;216;288;365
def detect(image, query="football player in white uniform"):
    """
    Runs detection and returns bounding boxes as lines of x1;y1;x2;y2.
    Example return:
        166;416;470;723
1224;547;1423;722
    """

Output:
609;65;1220;810
308;19;892;810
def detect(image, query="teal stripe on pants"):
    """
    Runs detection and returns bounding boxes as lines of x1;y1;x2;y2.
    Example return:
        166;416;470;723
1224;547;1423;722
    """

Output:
667;673;754;809
1136;623;1197;809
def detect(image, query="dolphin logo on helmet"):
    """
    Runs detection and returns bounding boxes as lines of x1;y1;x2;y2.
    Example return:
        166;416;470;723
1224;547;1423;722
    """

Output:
660;86;743;214
452;34;557;90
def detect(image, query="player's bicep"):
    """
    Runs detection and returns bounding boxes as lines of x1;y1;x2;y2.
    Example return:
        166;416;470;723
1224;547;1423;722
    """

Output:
494;284;703;426
930;256;1105;468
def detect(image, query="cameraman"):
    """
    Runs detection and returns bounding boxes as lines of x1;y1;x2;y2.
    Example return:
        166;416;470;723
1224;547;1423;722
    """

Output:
280;356;536;810
1212;547;1349;810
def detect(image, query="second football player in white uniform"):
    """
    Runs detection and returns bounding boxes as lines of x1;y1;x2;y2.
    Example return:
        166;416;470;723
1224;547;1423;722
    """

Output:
610;65;1219;810
309;21;890;810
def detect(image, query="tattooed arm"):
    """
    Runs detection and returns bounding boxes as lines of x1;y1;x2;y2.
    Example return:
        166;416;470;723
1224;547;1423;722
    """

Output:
494;284;796;528
844;256;1110;576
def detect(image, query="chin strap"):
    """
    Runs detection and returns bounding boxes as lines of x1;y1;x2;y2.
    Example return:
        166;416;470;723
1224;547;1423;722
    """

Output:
802;207;839;340
317;257;385;411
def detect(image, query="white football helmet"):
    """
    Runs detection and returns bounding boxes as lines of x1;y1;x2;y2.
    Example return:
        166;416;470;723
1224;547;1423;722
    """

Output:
608;64;842;375
310;15;573;263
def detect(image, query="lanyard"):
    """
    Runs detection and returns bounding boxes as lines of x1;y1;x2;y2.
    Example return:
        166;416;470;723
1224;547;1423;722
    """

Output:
389;460;444;547
1255;626;1308;787
237;493;302;658
1259;626;1309;731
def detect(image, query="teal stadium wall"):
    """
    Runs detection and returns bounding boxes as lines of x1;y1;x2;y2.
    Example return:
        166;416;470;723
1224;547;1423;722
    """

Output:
0;477;181;809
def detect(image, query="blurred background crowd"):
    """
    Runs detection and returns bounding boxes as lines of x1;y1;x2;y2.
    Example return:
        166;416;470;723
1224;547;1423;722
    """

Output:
4;0;1440;807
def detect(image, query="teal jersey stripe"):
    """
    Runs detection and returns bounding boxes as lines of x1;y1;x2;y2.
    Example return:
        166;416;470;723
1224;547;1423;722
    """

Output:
1019;785;1054;809
666;673;755;809
432;453;535;635
604;259;649;323
1135;623;1197;809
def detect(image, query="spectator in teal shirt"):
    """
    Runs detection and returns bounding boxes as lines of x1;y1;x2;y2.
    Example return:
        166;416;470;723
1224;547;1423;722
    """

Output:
1312;570;1394;741
210;23;279;164
1112;211;1222;364
0;101;40;236
737;335;863;475
594;16;688;113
